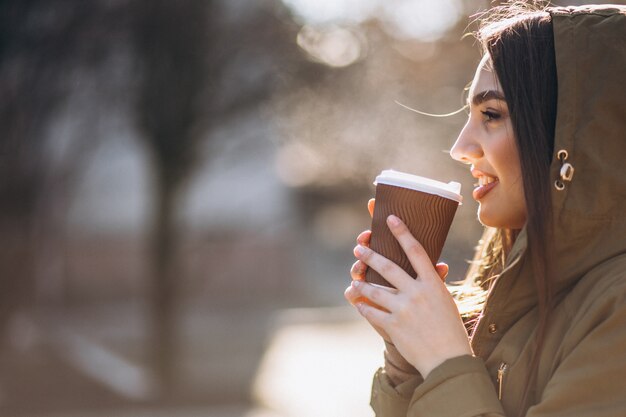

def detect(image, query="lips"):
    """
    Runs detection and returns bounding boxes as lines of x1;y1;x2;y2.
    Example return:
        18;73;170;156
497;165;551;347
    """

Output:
471;168;499;201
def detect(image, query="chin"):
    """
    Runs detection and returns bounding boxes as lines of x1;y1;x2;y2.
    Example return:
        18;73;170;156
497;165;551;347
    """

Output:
477;206;526;229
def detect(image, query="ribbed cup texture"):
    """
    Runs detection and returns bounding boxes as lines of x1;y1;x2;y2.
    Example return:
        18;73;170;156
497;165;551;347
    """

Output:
365;184;459;288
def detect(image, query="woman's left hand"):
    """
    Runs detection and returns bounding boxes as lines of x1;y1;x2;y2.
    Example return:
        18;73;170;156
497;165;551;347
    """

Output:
350;214;473;378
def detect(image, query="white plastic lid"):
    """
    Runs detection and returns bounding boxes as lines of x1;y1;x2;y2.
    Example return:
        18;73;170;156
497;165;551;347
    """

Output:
374;169;463;204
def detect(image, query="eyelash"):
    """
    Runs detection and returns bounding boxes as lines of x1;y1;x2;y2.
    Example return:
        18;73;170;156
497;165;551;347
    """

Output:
481;110;501;121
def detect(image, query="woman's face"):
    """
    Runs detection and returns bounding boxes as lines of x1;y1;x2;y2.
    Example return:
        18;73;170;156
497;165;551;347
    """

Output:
450;55;527;229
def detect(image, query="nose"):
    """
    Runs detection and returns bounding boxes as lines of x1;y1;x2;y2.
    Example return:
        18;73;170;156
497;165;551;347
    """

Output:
450;121;483;164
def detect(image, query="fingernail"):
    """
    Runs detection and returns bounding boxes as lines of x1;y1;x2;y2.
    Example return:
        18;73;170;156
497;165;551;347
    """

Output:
354;245;367;256
352;280;361;288
387;215;400;226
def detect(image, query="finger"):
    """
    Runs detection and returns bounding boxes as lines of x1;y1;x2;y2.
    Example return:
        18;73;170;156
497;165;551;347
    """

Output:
352;280;395;312
386;215;433;280
435;263;449;282
354;244;411;291
367;198;375;218
356;300;390;329
344;284;361;305
345;283;378;308
350;260;368;281
356;230;372;247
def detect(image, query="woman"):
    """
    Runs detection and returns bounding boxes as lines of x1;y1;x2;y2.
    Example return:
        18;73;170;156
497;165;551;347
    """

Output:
345;4;626;416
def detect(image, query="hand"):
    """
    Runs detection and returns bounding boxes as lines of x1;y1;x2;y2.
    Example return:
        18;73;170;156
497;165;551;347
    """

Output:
349;214;472;378
344;200;450;340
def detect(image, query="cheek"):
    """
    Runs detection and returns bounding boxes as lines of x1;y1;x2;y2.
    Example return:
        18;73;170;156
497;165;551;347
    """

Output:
499;137;526;209
493;131;522;181
481;131;527;228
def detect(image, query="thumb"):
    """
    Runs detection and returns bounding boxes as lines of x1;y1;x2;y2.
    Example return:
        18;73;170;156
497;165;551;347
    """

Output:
435;263;449;282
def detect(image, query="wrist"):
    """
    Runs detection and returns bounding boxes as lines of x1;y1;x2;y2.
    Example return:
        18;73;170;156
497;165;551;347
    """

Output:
384;341;419;386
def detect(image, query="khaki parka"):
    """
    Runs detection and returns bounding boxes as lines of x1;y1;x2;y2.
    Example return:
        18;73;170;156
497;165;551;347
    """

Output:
370;5;626;416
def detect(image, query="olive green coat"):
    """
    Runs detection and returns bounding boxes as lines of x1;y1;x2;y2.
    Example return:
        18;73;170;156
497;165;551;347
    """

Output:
370;6;626;416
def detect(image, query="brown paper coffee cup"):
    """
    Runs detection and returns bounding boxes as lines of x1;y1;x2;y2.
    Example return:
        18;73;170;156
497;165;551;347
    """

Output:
365;170;462;288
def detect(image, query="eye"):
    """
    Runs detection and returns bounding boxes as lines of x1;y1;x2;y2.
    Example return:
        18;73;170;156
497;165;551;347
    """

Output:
481;110;501;121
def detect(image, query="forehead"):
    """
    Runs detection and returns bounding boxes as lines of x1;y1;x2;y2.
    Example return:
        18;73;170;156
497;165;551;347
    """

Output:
469;55;503;98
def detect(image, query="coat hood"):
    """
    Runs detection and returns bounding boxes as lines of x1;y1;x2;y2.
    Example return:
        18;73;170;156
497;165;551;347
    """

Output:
472;5;626;358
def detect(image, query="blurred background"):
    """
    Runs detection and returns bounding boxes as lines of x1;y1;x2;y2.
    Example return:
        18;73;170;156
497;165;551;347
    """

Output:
1;0;617;416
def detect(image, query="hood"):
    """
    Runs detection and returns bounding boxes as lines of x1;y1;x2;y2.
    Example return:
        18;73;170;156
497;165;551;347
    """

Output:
473;5;626;357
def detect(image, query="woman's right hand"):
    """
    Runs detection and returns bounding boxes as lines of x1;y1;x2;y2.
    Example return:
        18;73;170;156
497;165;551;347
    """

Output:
344;198;450;342
344;198;453;383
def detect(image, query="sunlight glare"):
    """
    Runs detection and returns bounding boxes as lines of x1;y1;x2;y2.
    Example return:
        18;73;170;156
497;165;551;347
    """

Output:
297;25;365;67
283;0;463;41
282;0;378;25
253;309;383;417
381;0;462;40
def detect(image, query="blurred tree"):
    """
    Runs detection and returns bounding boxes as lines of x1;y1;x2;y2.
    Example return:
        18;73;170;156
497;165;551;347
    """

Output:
0;0;325;403
0;0;125;346
130;0;214;392
129;0;312;393
0;0;48;347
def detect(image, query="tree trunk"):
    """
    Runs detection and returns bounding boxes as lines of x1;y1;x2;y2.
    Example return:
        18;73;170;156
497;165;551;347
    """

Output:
150;170;181;394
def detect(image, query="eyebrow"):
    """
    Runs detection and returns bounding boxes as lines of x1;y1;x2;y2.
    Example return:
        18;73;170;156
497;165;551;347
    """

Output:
470;90;506;106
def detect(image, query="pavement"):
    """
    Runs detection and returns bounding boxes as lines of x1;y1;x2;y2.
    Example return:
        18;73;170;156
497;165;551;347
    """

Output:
0;303;382;417
252;307;381;417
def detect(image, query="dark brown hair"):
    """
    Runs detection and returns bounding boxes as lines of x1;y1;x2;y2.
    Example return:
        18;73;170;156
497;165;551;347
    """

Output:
463;4;558;412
